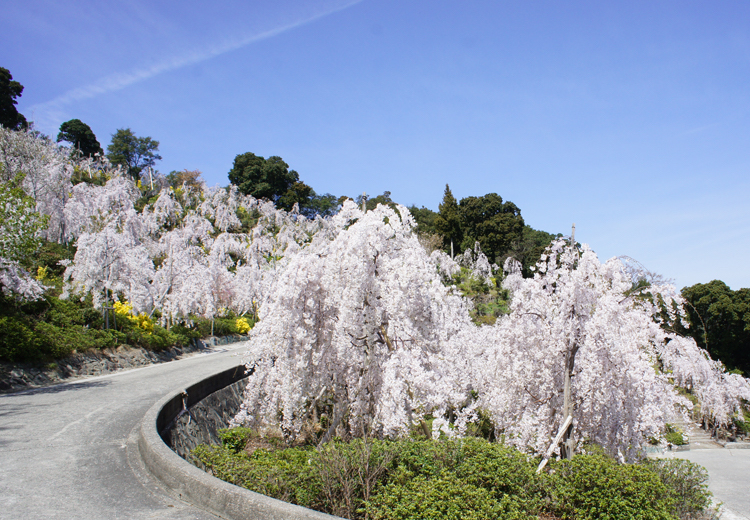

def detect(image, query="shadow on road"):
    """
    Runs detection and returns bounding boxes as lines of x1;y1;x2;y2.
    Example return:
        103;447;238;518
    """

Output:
1;379;112;397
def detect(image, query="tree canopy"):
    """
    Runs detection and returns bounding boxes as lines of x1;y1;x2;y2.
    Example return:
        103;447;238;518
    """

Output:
0;67;27;131
228;152;300;202
459;193;524;264
57;119;103;158
680;280;750;375
106;128;161;180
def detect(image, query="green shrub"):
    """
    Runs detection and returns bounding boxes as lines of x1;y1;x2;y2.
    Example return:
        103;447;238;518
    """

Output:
218;427;253;453
665;424;687;446
366;472;521;520
455;438;544;513
0;315;43;362
192;443;322;510
644;458;713;519
193;432;719;520
546;452;675;520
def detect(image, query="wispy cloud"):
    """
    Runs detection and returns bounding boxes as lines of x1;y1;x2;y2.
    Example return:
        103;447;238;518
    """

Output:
29;0;363;131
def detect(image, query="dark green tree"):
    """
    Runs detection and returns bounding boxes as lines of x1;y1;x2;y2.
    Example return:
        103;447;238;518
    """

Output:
305;192;341;217
56;119;103;157
505;225;560;276
278;181;314;212
458;193;524;264
680;280;750;375
228;152;300;203
106;128;162;180
434;185;462;256
0;67;28;130
408;205;438;236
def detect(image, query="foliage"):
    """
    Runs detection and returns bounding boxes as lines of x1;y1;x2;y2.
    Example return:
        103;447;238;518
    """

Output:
0;173;49;263
217;426;254;452
458;192;524;264
407;204;438;239
664;424;686;446
643;458;713;519
450;266;509;325
194;432;715;520
56;119;103;158
546;451;675;520
106;128;162;180
357;191;398;213
113;300;155;333
679;280;750;376
304;192;342;218
0;67;27;130
228;152;299;203
277;181;314;212
433;184;462;255
166;169;204;189
368;473;514;520
236;317;251;334
192;442;323;511
505;225;561;277
0;173;49;300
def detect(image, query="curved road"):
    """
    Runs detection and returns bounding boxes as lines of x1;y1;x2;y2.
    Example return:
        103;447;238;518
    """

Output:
2;343;749;519
0;343;249;520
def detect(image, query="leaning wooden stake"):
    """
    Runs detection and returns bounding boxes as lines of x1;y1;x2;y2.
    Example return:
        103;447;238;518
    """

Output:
537;415;573;473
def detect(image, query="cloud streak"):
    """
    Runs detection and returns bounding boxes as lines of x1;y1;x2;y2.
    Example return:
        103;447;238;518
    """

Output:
29;0;363;131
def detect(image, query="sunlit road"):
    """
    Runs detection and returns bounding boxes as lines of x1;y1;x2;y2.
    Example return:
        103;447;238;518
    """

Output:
2;343;748;519
0;343;248;520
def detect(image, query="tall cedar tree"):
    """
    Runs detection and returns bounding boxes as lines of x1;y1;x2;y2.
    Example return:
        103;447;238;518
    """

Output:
434;184;462;255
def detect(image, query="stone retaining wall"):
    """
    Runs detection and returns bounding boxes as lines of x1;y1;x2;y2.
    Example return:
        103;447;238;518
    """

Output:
170;374;250;459
0;334;247;393
138;366;341;520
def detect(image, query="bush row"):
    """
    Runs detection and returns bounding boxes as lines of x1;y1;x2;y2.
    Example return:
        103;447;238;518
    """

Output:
192;430;715;520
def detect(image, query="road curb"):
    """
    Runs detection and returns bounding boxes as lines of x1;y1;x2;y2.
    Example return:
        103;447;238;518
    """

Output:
137;365;341;520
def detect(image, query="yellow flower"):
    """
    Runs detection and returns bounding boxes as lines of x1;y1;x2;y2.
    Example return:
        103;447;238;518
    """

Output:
113;300;154;332
236;317;251;334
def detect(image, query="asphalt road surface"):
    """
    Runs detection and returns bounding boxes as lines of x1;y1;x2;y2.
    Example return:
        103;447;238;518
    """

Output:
674;449;750;519
2;344;748;519
0;343;249;520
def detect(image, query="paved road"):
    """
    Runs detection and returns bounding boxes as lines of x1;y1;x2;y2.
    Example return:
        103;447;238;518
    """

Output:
673;449;750;520
2;346;749;520
0;343;249;520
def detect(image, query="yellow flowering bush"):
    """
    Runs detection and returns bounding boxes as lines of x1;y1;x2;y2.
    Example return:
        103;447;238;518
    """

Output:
113;300;155;333
236;317;251;334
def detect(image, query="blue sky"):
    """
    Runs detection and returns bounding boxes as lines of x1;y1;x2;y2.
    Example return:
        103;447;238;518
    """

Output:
3;0;749;290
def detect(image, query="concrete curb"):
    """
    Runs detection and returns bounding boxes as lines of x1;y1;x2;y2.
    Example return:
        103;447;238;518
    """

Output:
137;365;342;520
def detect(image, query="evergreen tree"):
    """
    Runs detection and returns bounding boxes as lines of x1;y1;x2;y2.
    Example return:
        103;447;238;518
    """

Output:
434;184;462;256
